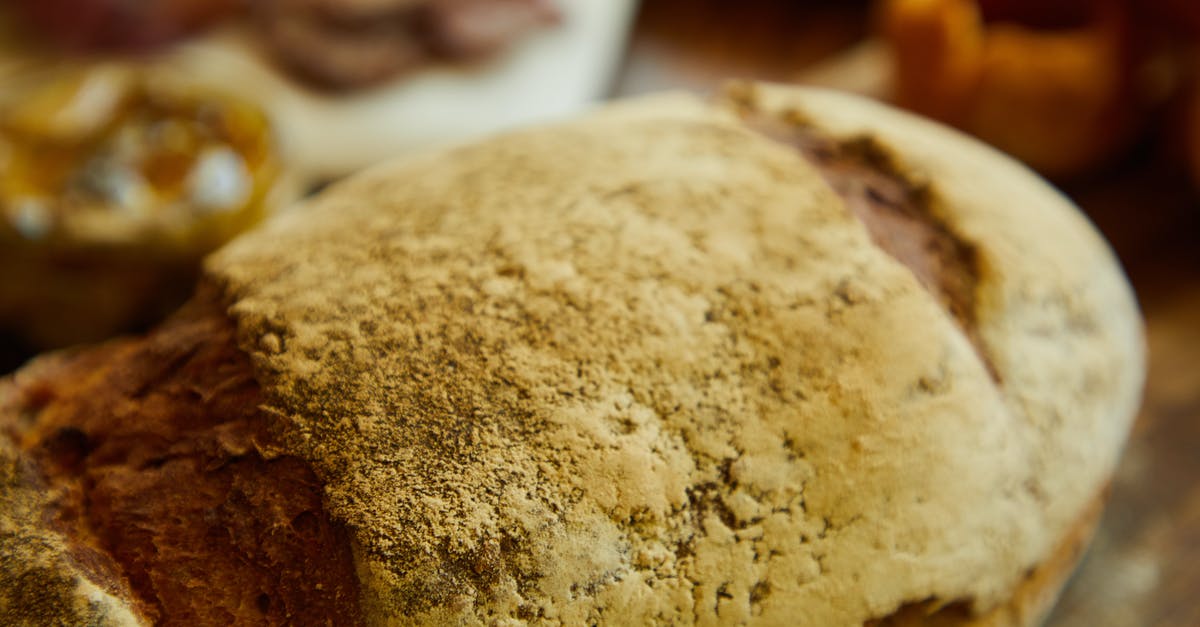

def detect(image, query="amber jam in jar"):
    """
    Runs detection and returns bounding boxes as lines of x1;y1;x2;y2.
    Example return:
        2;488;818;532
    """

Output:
0;63;287;349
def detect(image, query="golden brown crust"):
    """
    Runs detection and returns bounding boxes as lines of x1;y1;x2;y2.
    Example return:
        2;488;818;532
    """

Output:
868;489;1106;626
1;284;363;626
203;87;1142;624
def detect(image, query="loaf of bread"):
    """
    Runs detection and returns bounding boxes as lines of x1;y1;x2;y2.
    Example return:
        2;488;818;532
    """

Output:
0;84;1144;625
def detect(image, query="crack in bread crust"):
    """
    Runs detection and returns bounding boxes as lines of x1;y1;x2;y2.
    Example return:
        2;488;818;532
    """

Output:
730;101;998;380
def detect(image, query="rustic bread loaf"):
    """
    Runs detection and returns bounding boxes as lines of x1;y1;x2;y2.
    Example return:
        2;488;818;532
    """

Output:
0;84;1144;626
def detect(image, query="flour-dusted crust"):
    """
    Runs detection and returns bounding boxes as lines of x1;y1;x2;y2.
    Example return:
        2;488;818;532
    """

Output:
197;86;1144;624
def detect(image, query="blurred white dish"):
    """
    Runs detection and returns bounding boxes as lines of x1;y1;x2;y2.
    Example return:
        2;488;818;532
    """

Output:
168;0;639;180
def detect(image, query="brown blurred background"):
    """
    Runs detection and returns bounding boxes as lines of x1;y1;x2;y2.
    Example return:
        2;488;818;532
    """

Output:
614;1;1199;625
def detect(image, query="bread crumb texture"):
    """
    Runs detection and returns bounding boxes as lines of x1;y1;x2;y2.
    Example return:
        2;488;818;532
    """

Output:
205;88;1143;625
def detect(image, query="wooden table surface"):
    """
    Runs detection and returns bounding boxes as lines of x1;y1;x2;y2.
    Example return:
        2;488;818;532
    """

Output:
612;1;1200;625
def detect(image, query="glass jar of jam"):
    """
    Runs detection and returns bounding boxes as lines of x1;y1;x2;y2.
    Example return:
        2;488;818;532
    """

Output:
0;63;291;352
